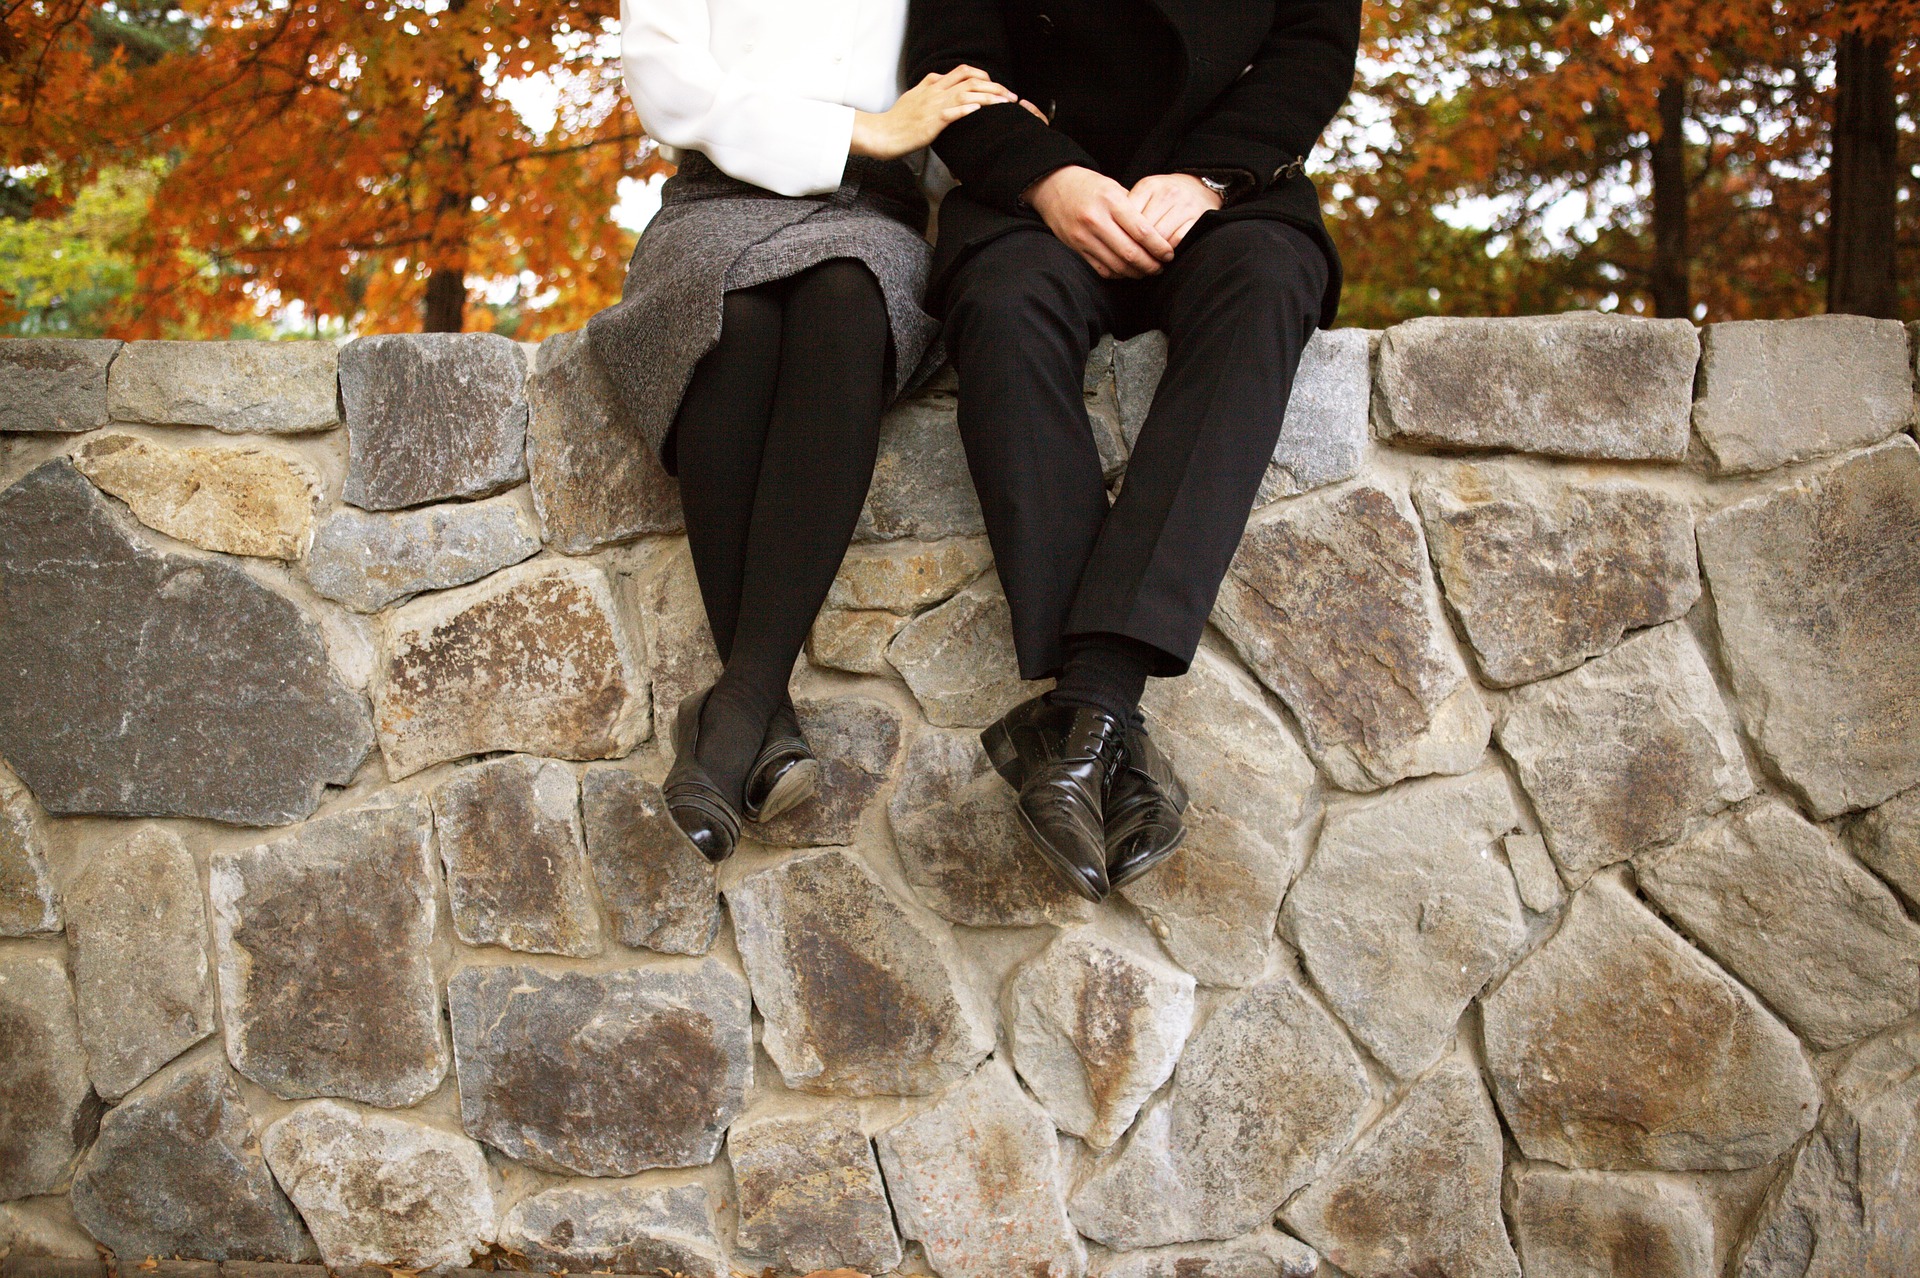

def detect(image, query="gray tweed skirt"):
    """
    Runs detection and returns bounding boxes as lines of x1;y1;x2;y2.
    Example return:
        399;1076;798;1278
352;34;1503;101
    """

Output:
584;152;942;471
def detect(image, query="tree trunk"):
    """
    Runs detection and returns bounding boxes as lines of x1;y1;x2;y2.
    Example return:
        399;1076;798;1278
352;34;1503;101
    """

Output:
1827;33;1899;317
422;266;466;332
1650;77;1691;319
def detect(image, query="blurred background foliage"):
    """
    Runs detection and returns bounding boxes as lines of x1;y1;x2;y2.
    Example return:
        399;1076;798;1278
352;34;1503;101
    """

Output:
1;0;1913;338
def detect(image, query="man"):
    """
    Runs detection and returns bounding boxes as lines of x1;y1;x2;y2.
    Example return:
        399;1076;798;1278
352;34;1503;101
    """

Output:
907;0;1361;901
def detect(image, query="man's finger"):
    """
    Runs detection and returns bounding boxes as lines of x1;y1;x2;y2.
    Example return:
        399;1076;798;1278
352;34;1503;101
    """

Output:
1168;214;1204;248
1070;226;1133;279
1088;216;1158;276
1110;199;1175;263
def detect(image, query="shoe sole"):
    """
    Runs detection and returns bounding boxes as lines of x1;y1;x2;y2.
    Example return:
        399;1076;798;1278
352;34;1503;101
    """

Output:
1012;802;1109;903
748;757;819;824
1107;822;1189;891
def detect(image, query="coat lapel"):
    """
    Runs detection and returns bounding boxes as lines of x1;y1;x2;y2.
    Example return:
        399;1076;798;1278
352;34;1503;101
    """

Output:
1129;0;1274;173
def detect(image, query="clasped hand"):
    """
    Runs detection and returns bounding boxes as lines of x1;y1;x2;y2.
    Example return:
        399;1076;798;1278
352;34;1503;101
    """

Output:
1026;167;1222;279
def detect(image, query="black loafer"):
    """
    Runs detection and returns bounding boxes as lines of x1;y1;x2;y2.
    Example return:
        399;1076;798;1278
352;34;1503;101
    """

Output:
983;696;1122;902
743;699;819;823
1105;723;1190;889
663;686;743;864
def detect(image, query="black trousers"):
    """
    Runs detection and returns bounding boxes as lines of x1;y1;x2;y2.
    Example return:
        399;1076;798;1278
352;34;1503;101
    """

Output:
943;217;1329;679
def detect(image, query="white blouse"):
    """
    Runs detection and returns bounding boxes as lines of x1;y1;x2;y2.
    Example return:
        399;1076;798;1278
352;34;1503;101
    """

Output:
620;0;908;198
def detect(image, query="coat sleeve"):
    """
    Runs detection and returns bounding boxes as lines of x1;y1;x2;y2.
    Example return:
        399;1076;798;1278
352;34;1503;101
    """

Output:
1167;0;1361;194
620;0;857;197
906;0;1096;212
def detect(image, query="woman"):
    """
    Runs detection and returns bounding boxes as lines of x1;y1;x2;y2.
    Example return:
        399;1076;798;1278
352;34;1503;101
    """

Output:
585;0;1012;863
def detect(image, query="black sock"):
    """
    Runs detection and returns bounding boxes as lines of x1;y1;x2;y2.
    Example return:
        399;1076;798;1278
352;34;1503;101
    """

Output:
1048;632;1161;725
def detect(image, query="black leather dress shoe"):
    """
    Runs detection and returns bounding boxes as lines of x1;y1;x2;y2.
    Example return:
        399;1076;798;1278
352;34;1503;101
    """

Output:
983;696;1122;902
1105;724;1190;889
663;687;742;864
742;699;818;823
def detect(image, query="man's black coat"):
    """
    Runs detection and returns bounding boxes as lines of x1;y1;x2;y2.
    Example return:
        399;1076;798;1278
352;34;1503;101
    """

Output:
907;0;1361;325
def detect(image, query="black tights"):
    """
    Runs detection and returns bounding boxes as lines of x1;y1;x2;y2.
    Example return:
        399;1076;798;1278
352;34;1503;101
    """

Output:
672;259;890;805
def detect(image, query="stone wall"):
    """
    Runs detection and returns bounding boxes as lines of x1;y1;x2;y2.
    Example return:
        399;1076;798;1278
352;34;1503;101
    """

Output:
2;312;1918;1278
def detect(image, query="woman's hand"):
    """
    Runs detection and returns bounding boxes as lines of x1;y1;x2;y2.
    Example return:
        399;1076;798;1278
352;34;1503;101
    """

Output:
1128;174;1223;249
851;66;1016;160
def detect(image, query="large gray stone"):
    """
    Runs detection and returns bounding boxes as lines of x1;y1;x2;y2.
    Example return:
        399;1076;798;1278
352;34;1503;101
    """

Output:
1069;970;1370;1250
0;338;119;432
1283;1059;1519;1278
726;848;995;1096
1507;1165;1714;1278
0;461;371;826
64;826;217;1101
73;432;322;560
1853;783;1920;911
1119;804;1296;988
1637;799;1920;1051
371;557;648;778
526;327;683;552
209;799;447;1107
1007;932;1195;1148
1693;316;1914;473
69;1053;315;1262
303;495;540;612
1482;874;1818;1170
1090;1230;1320;1278
808;606;908;675
0;767;60;936
261;1100;495;1271
0;955;97;1201
1283;768;1527;1078
729;1104;903;1274
431;754;602;957
888;725;1095;928
580;766;721;954
1503;831;1566;914
1733;1020;1920;1278
1495;623;1753;884
1375;313;1698;459
1214;483;1490;791
636;540;721;740
447;959;752;1175
876;1057;1087;1278
854;392;986;542
889;574;1043;728
1696;437;1920;817
339;332;527;509
1412;462;1700;686
753;696;902;848
499;1183;726;1278
828;535;994;613
107;340;339;434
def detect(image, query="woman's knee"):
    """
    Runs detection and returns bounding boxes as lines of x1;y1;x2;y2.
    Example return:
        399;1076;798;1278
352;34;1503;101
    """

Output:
792;258;886;320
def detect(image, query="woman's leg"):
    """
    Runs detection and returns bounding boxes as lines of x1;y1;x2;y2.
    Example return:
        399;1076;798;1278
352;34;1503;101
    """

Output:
696;259;891;803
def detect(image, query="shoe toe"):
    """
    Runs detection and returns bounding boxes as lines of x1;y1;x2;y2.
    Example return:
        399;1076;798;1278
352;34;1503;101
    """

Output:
670;804;736;864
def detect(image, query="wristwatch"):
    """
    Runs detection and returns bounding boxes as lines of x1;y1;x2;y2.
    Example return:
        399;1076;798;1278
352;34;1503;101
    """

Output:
1195;175;1231;200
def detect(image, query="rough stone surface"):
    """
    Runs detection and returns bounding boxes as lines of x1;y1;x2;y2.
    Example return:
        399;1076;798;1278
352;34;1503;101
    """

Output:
0;1200;98;1258
1283;1058;1519;1278
64;827;217;1101
1507;1165;1714;1278
0;338;120;432
636;541;720;739
729;1104;903;1274
1069;970;1370;1250
1693;315;1914;473
854;393;986;542
1853;783;1920;910
1638;799;1920;1051
1696;437;1920;817
371;557;648;778
754;696;902;847
430;754;602;957
1090;1230;1320;1278
68;1054;314;1262
875;1057;1087;1278
73;432;321;559
889;574;1043;728
339;332;528;509
726;848;995;1096
1496;623;1753;884
1734;1020;1920;1278
1215;483;1490;791
0;461;372;826
580;766;721;954
209;799;447;1107
107;340;339;434
0;768;60;936
809;607;907;675
1482;874;1819;1170
1119;805;1295;988
303;495;540;612
888;725;1095;928
1007;932;1195;1148
828;536;993;613
1503;831;1565;914
1374;313;1698;459
1413;462;1700;686
447;959;751;1175
527;327;683;552
498;1183;727;1278
1284;768;1527;1078
260;1100;494;1271
0;955;97;1201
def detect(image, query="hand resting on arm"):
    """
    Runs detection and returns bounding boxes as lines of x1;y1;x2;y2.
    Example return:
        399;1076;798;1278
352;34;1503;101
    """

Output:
852;66;1017;160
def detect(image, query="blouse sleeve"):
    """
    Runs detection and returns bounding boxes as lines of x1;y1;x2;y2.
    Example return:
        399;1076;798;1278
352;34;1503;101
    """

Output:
620;0;858;197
